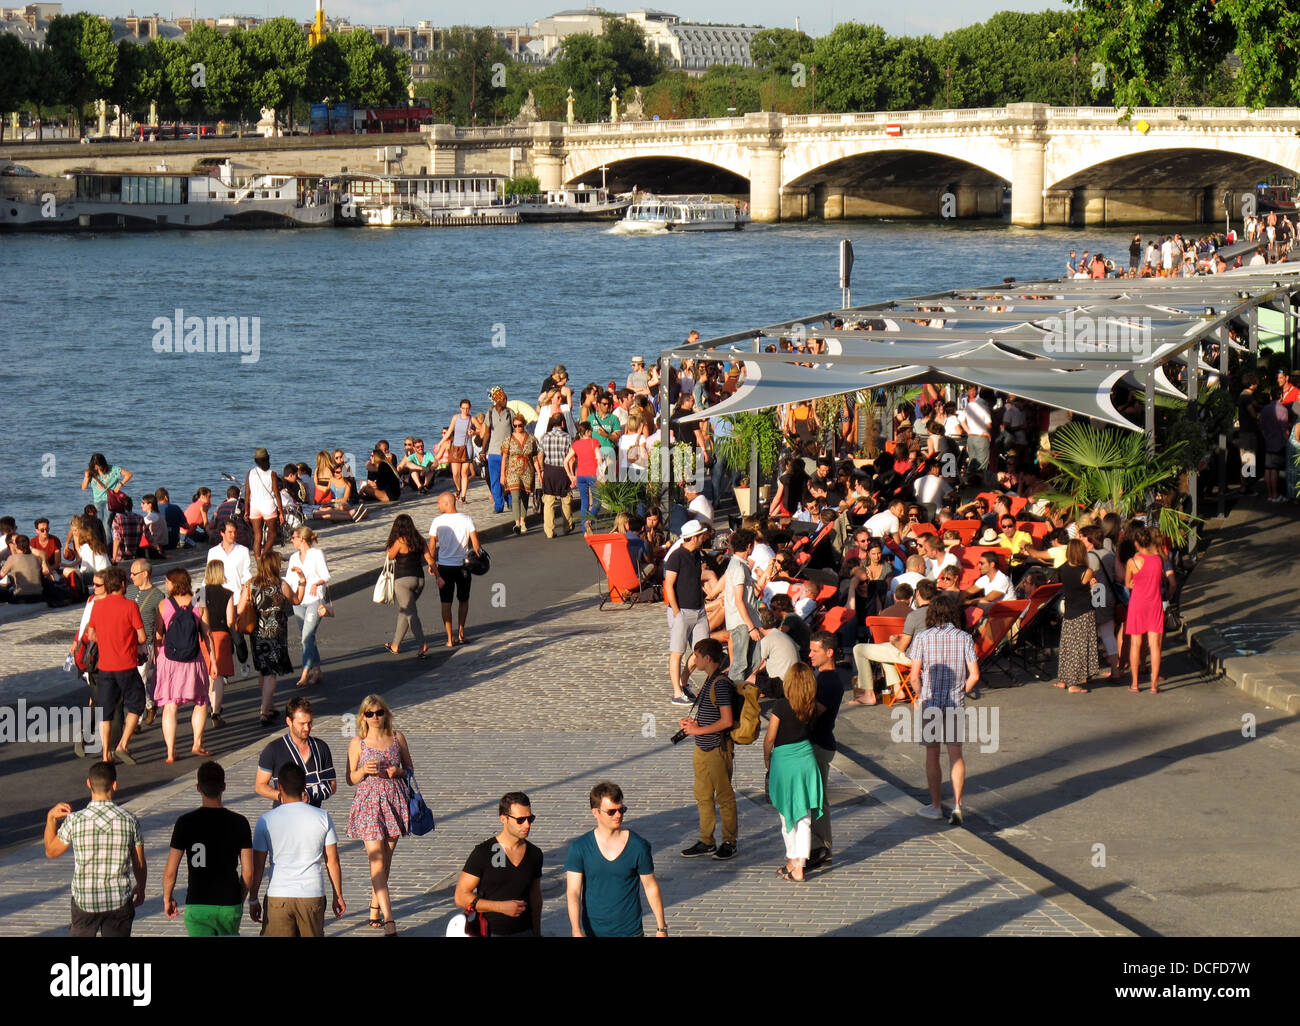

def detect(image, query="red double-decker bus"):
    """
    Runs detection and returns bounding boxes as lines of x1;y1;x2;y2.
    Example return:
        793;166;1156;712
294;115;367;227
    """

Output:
133;124;216;141
351;104;434;134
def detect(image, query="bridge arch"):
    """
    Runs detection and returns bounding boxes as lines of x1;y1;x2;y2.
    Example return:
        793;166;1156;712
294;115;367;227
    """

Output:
1044;140;1300;225
783;145;1009;221
565;144;751;192
565;154;749;195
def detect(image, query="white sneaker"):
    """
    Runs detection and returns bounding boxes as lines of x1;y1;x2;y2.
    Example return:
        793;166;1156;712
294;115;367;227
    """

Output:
916;803;944;820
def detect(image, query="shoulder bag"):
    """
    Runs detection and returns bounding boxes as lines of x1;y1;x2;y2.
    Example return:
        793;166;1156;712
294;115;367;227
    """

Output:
406;770;435;836
373;558;396;605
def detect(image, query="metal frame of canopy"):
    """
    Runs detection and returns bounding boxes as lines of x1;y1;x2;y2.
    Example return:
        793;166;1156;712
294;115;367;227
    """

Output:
655;263;1300;520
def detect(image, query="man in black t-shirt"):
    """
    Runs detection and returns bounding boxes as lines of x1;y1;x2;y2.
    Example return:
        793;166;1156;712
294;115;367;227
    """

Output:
453;791;544;936
664;520;710;705
254;698;336;808
163;761;254;936
808;631;843;869
679;638;738;861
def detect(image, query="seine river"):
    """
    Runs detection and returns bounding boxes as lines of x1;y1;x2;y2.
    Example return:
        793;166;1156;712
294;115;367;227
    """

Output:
0;219;1205;527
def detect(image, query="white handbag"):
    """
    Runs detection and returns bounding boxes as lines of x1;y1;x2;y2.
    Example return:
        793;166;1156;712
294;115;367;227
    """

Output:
372;558;396;605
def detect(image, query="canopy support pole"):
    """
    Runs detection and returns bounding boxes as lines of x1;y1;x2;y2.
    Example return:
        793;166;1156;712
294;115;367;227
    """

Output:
1218;324;1230;520
1144;364;1156;456
658;355;671;514
1184;344;1199;542
748;338;760;516
1248;305;1258;370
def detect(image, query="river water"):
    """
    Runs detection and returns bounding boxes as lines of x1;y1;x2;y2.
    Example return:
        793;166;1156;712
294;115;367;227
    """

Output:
0;219;1208;528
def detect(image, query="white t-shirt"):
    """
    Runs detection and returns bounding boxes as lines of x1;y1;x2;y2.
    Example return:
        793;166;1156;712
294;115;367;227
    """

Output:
287;546;331;602
924;551;959;580
253;802;338;899
761;580;817;622
722;554;758;631
430;512;476;566
750;542;776;574
143;510;166;549
890;570;925;598
534;404;574;440
758;629;799;681
975;570;1012;599
961;398;992;437
944;417;963;438
914;475;952;507
865;510;900;538
77;543;109;575
207;542;253;597
687;494;714;528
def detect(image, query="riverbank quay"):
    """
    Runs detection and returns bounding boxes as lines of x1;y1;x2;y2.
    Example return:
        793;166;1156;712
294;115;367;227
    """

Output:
0;562;1120;938
1179;499;1300;716
0;477;520;850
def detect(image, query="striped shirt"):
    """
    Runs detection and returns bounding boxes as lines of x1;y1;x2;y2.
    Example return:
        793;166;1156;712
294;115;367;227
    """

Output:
909;624;976;708
57;801;142;913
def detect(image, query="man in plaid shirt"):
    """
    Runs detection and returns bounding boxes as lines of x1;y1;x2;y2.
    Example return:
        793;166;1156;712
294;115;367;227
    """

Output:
539;413;575;538
110;497;145;563
44;762;147;936
907;592;980;827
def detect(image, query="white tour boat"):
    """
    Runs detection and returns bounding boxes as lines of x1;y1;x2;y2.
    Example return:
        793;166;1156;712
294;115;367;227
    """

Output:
615;194;749;233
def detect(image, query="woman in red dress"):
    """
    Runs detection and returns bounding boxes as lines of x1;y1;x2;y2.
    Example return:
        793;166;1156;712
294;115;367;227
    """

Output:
1123;527;1165;694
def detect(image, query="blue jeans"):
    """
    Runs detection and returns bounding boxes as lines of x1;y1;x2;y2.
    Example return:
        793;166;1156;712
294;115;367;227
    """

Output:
710;460;737;507
577;475;597;521
293;602;322;670
487;454;505;513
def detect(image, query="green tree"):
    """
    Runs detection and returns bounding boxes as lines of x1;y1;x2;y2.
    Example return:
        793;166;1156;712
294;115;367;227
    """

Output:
1219;0;1300;108
307;36;348;102
154;36;197;121
749;28;812;75
811;23;898;113
0;34;31;141
245;17;310;131
600;17;665;86
551;32;617;122
1067;0;1235;109
186;23;250;122
46;12;117;135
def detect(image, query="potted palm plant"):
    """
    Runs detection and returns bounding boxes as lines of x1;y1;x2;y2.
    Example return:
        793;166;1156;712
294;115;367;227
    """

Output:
713;409;782;515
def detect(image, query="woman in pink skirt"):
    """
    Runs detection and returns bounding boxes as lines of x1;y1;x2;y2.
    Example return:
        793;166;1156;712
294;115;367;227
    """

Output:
346;694;414;936
1124;527;1165;694
154;568;215;761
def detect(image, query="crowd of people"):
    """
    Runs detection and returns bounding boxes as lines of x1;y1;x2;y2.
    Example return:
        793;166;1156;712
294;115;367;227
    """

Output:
17;252;1300;934
1064;215;1295;280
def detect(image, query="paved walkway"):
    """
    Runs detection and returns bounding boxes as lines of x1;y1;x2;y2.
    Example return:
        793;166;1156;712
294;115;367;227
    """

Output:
0;479;517;707
1181;498;1300;715
0;583;1122;937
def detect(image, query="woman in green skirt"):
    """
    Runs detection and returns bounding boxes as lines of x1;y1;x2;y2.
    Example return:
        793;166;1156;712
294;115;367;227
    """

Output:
764;663;826;882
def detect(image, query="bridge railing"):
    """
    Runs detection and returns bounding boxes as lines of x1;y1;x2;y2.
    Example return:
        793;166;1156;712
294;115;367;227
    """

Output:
1047;106;1300;121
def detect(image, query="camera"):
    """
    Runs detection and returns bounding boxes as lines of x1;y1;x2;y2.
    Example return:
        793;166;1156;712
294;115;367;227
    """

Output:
670;728;689;745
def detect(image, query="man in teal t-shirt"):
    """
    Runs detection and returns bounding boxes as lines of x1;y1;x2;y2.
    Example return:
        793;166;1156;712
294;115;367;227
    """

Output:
565;781;667;937
587;393;622;465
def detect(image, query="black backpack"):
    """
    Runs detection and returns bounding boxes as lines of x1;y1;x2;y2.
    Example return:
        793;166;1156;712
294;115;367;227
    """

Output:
164;597;201;662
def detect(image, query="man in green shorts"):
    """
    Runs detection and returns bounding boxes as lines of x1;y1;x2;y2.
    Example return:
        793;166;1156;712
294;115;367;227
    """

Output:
163;760;254;936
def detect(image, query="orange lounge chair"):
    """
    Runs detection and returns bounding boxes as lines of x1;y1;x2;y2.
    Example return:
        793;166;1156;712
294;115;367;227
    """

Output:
585;532;649;609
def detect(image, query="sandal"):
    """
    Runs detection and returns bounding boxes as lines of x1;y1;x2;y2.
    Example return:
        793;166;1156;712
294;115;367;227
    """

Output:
383;920;397;937
369;904;384;928
383;643;400;656
1051;681;1067;689
417;648;430;660
1067;686;1088;694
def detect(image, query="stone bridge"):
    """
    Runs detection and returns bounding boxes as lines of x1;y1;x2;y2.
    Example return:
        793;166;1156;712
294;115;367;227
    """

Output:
8;103;1300;225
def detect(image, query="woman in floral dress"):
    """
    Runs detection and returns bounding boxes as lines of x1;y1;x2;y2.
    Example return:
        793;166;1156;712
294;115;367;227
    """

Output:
499;415;541;535
238;550;303;726
346;694;414;937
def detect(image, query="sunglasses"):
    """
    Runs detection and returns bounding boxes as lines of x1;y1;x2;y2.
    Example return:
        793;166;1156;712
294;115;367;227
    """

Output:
363;709;386;719
506;814;537;824
92;582;105;589
600;806;628;817
513;421;526;427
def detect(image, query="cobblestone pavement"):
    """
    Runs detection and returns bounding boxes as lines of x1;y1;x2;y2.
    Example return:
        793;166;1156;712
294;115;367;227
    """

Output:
0;587;1124;937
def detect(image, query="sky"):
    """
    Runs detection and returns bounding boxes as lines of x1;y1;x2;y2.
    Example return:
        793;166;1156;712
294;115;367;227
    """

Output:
85;1;1070;37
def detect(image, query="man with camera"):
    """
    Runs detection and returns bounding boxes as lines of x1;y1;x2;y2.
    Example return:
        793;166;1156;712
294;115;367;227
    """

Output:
677;638;738;861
